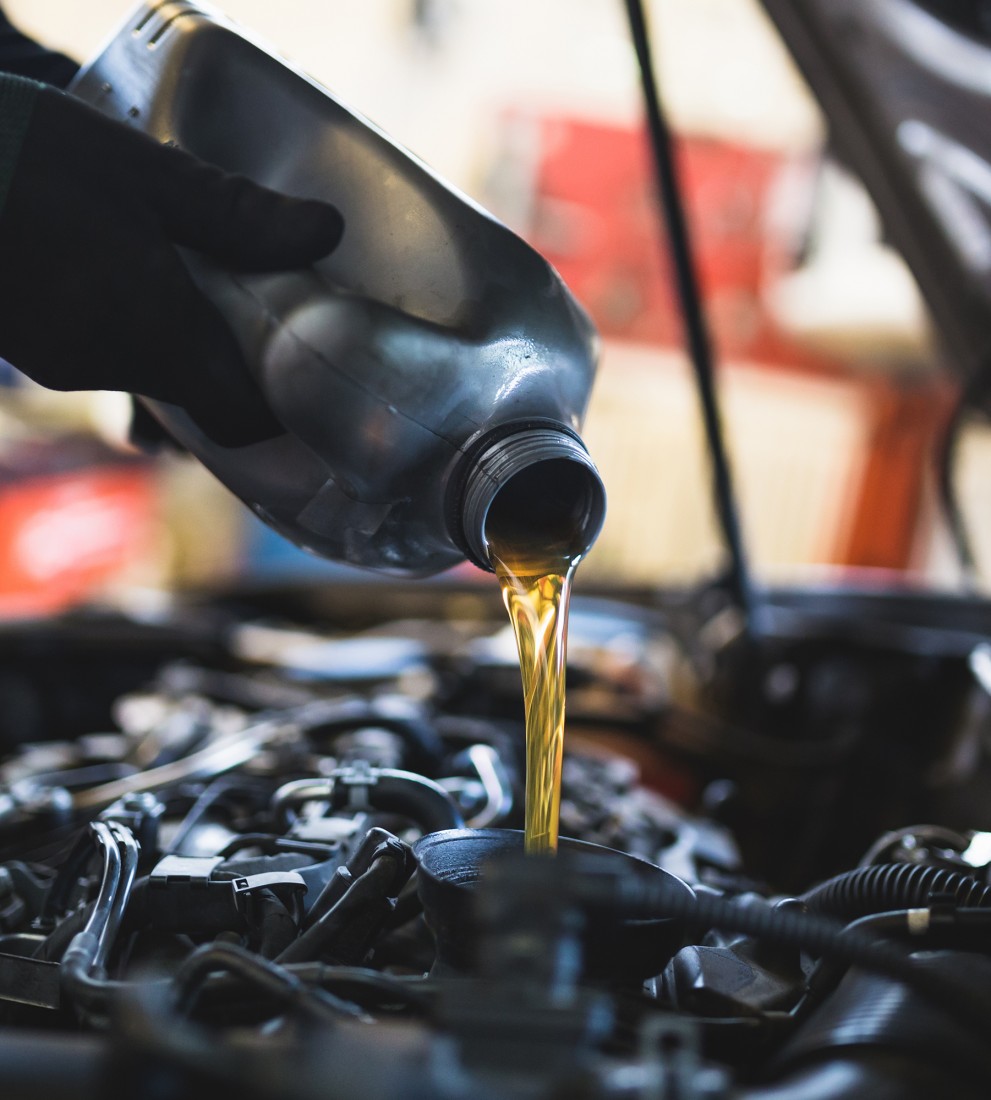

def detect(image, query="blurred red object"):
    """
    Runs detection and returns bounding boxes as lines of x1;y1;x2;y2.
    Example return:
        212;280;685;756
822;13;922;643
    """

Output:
499;111;829;368
0;463;156;616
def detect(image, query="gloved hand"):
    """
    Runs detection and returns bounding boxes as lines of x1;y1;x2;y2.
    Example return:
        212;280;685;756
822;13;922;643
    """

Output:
0;76;344;446
0;6;79;86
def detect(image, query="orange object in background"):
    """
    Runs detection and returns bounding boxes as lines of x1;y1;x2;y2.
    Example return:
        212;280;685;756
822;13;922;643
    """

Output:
837;377;957;571
0;464;157;617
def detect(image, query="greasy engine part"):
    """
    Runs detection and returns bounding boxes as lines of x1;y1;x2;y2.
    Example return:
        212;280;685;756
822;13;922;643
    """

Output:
661;583;991;892
0;600;991;1100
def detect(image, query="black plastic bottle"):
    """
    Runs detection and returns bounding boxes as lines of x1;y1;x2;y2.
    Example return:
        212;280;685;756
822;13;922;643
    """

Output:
72;1;606;575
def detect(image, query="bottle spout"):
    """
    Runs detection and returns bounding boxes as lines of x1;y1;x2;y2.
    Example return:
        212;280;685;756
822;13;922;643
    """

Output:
453;423;606;572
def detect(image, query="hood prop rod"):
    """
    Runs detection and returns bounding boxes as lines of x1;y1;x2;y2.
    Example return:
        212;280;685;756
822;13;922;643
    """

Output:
624;0;759;637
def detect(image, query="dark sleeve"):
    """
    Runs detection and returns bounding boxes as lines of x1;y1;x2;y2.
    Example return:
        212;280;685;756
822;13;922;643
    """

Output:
0;6;78;87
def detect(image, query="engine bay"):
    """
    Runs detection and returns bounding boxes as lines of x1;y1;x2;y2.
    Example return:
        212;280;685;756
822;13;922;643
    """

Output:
1;579;990;1099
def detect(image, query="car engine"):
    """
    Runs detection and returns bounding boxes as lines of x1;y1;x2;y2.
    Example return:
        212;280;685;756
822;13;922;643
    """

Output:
1;579;990;1100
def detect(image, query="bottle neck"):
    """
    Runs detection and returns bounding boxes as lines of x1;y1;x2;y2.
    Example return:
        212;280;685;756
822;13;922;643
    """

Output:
455;425;606;572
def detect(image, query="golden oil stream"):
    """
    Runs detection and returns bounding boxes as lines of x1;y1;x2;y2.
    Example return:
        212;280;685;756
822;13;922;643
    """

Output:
487;536;581;854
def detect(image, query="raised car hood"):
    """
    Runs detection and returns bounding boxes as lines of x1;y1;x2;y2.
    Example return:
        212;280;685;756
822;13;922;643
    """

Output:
761;0;991;403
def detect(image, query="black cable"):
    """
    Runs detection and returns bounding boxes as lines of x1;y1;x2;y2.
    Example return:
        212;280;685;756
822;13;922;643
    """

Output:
634;878;991;1049
165;777;236;857
167;774;277;856
174;941;364;1022
277;848;412;965
42;826;101;925
250;889;299;960
286;964;432;1013
36;901;91;961
624;0;757;634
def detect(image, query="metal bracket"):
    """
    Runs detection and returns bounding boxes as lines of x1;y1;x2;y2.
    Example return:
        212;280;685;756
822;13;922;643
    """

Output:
0;952;60;1010
149;855;224;886
147;855;241;932
232;871;308;898
335;761;376;811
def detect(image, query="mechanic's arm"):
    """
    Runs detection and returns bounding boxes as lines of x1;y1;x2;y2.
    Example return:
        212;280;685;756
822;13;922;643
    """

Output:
0;74;343;446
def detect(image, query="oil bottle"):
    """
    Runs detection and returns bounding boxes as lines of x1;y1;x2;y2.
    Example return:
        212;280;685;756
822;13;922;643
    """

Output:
70;1;605;577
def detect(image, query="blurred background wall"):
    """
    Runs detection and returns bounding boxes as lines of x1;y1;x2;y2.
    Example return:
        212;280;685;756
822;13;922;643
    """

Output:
0;0;982;609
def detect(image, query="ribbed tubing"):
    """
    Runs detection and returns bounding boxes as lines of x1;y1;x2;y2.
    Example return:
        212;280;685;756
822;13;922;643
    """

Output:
803;862;991;921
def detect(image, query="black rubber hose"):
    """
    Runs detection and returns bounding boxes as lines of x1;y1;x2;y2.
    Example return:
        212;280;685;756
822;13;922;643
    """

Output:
288;964;431;1013
803;863;991;921
36;902;91;961
770;945;991;1099
277;846;413;966
351;771;464;833
275;769;464;834
174;941;363;1022
251;890;299;960
42;826;102;925
798;910;931;1016
306;701;445;774
630;877;991;1049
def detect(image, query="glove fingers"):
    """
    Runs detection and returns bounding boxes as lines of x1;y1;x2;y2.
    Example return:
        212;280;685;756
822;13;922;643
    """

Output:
152;144;344;271
27;89;343;270
0;85;331;443
119;243;285;447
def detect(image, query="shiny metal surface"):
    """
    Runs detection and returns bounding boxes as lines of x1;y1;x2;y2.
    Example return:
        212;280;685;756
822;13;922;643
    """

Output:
71;2;602;576
71;700;341;811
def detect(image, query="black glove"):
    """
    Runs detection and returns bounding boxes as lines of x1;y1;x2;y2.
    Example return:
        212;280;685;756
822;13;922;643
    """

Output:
0;79;344;446
0;7;78;87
